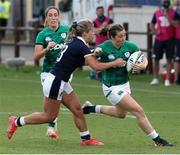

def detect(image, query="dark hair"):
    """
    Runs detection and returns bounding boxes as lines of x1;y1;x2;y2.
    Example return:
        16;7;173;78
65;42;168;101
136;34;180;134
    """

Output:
96;6;104;11
162;0;170;9
67;19;93;39
108;24;124;39
44;6;61;27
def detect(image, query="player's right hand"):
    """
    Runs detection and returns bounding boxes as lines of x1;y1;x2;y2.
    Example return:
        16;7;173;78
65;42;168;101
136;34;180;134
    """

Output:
47;41;57;51
114;58;126;67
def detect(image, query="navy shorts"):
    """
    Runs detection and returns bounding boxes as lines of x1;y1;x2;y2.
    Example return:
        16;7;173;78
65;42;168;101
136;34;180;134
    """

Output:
174;38;180;62
152;39;174;60
43;73;73;100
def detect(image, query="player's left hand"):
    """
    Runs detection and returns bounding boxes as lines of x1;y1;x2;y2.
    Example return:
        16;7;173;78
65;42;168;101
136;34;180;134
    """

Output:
94;47;103;55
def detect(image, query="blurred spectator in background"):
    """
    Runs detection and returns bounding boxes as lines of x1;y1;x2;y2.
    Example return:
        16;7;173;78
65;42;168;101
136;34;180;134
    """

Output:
90;6;113;80
173;0;180;84
93;6;113;46
0;0;10;39
150;0;179;86
107;4;114;20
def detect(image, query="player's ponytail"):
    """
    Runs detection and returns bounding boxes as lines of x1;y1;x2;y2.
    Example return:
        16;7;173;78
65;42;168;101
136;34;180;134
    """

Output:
67;19;94;40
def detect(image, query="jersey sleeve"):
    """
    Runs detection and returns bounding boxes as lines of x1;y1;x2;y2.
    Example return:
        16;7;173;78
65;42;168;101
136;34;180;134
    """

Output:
95;44;104;58
127;41;140;54
35;31;44;45
151;13;156;24
81;43;93;57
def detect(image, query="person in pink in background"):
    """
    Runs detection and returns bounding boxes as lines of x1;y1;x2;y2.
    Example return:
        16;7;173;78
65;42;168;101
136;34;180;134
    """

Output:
172;0;180;84
150;0;179;86
93;6;113;46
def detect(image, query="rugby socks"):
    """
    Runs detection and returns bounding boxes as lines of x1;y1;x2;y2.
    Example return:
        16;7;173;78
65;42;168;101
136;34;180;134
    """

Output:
95;105;101;113
83;106;95;114
48;122;56;128
48;117;58;129
80;130;90;140
83;105;102;114
148;130;160;141
15;117;25;127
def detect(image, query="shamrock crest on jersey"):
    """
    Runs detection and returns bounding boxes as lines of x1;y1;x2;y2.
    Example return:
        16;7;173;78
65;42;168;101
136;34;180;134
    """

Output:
124;52;130;58
60;33;67;39
108;54;115;60
45;36;52;42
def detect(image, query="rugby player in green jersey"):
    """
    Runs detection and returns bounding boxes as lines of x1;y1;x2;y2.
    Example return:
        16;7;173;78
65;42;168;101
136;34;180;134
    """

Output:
34;6;70;140
83;24;174;147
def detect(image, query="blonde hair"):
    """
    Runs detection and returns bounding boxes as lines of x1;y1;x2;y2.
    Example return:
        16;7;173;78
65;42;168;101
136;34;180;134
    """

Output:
67;19;94;40
44;6;61;27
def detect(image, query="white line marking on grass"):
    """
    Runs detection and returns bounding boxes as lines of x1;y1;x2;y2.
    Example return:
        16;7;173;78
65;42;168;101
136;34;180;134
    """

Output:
1;94;42;98
0;77;39;83
73;83;180;96
0;108;71;115
1;107;180;120
1;94;103;98
132;88;180;95
1;77;180;96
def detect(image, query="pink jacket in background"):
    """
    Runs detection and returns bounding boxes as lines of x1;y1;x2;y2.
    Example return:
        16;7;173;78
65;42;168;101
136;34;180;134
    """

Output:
155;8;175;40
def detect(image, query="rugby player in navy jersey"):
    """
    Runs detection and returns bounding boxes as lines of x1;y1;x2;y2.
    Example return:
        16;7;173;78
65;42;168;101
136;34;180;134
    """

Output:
7;19;126;145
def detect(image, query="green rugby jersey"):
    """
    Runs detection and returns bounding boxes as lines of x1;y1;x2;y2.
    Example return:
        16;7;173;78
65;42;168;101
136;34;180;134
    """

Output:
35;25;69;72
97;40;139;86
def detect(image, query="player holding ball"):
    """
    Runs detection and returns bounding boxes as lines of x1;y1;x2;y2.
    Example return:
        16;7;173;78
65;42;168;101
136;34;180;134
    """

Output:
82;24;174;147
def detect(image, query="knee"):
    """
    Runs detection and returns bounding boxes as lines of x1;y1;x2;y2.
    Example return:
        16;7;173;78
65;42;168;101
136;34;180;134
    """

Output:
117;112;126;119
134;107;145;118
73;106;84;118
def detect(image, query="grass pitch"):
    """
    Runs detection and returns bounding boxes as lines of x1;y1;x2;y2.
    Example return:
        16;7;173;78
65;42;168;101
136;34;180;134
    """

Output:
0;65;180;154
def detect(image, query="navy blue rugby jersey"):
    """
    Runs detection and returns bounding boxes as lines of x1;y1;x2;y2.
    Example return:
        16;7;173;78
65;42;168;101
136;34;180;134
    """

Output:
50;37;92;82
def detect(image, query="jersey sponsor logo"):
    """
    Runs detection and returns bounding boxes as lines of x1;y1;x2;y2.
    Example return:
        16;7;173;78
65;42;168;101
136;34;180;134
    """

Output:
60;33;67;39
50;43;66;51
45;36;52;42
108;54;115;60
117;90;124;96
124;52;130;58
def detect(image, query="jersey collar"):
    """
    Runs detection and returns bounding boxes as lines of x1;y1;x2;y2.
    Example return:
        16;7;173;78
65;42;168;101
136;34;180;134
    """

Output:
77;36;88;46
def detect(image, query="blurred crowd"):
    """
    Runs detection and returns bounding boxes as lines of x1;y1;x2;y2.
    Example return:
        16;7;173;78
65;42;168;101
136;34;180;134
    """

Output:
150;0;180;86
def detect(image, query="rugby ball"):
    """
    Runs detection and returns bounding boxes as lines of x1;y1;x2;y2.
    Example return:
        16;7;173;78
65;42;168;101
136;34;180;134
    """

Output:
126;51;144;72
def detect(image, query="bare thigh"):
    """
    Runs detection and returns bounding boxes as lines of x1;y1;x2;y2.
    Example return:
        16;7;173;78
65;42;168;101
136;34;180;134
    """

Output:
119;94;145;118
62;91;82;114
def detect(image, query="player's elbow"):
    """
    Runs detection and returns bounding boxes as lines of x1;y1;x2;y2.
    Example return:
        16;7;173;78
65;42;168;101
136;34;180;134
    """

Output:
34;54;39;62
34;53;41;64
